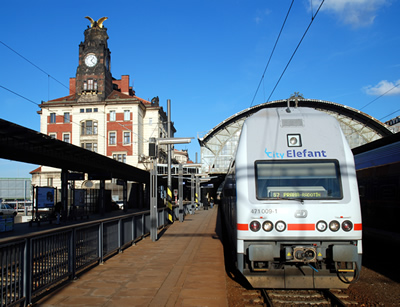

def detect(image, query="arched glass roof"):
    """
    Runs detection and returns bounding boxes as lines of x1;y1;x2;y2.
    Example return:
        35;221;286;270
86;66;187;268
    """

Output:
198;98;393;174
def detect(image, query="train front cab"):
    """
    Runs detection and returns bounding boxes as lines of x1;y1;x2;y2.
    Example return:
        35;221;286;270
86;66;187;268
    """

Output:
231;107;362;289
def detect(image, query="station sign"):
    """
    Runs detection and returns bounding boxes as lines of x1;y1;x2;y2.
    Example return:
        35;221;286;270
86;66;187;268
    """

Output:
68;172;85;180
88;173;112;180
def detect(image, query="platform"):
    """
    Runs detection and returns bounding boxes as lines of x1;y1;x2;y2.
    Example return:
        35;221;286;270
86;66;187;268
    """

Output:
35;206;228;307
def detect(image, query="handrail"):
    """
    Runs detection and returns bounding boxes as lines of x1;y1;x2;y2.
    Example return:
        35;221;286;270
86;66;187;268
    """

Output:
0;204;190;306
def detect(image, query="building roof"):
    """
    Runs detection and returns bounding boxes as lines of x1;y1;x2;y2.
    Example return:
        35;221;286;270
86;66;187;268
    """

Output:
43;90;150;105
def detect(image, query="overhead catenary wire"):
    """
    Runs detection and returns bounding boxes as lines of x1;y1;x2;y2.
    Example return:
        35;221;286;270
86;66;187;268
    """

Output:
0;40;70;92
0;84;40;107
265;0;325;103
250;0;295;107
379;107;400;121
0;40;162;147
359;82;400;111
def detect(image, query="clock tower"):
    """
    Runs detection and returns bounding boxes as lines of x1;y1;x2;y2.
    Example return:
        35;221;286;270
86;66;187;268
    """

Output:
76;17;112;102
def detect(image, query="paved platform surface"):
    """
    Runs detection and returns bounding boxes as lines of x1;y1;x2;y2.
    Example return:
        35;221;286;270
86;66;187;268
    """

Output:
35;206;228;307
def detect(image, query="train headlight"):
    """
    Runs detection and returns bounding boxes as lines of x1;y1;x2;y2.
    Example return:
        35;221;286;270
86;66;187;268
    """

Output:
287;134;302;147
316;221;327;232
250;221;261;232
329;220;340;232
262;221;273;232
342;220;353;232
275;221;286;232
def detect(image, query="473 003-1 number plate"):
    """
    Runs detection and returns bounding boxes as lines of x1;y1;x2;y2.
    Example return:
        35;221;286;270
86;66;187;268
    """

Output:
251;208;277;214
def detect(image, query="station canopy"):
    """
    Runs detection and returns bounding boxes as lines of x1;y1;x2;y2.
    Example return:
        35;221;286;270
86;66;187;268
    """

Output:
198;97;393;175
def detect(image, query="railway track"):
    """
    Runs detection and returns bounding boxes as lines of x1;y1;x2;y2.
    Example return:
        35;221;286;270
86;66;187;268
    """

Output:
228;282;360;307
262;289;359;306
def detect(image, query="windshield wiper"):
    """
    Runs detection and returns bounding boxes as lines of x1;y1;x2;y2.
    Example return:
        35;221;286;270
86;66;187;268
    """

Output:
269;197;305;204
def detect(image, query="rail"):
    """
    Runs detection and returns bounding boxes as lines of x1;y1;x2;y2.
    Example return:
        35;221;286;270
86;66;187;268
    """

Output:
0;204;190;306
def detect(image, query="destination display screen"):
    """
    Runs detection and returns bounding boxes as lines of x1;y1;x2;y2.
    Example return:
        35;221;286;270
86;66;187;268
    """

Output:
255;160;342;200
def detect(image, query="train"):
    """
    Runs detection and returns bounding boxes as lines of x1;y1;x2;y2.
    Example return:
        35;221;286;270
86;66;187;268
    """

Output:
353;132;400;235
221;106;362;289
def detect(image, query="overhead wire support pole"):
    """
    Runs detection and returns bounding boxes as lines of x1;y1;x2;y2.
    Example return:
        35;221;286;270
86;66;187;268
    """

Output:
150;158;158;242
167;99;173;223
178;164;184;222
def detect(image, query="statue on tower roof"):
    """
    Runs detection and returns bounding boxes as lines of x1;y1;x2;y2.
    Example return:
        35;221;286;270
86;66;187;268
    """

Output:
85;16;108;28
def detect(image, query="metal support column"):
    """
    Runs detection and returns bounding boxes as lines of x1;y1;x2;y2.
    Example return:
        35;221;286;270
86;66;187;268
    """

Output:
99;179;105;216
150;159;158;242
123;180;128;212
166;99;173;223
178;164;184;222
196;176;200;209
190;174;195;214
61;169;68;221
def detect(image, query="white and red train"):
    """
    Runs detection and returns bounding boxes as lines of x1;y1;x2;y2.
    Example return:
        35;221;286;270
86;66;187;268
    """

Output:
221;106;362;289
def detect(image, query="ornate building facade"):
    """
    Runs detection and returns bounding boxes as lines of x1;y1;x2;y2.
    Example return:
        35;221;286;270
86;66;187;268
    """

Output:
32;17;179;194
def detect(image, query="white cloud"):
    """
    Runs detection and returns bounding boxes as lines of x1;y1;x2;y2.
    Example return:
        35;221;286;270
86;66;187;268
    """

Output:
364;79;400;96
254;9;271;25
312;0;388;27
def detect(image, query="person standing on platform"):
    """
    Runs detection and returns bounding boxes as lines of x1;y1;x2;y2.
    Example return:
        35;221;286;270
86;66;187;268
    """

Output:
55;202;62;225
203;193;209;210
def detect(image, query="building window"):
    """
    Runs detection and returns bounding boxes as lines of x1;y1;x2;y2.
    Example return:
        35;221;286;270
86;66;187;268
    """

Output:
86;108;92;113
49;133;56;139
123;131;131;145
149;118;152;126
113;153;126;163
81;142;98;152
64;112;70;123
80;109;84;113
109;131;116;145
50;113;56;123
110;110;116;121
86;120;93;135
81;120;98;135
124;110;130;121
63;133;70;143
94;108;98;112
47;178;53;187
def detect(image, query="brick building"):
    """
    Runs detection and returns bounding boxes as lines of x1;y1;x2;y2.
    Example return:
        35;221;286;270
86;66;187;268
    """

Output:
32;17;181;196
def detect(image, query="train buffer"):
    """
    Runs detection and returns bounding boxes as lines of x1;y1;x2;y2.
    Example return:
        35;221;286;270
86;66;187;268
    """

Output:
35;206;228;306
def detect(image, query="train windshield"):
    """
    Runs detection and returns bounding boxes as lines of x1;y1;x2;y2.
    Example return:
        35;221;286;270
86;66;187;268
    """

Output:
255;160;342;200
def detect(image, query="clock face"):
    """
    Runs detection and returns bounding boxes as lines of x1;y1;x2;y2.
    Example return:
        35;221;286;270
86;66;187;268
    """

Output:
84;54;98;67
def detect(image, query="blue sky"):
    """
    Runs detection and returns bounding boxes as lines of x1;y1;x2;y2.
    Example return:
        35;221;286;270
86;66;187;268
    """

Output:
1;0;399;178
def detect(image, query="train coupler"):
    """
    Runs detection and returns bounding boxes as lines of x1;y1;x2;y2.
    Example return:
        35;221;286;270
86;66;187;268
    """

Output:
285;246;318;263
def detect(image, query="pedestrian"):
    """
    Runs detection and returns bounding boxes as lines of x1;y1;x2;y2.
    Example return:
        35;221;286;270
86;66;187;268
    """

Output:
203;193;209;210
210;197;214;209
55;202;62;225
